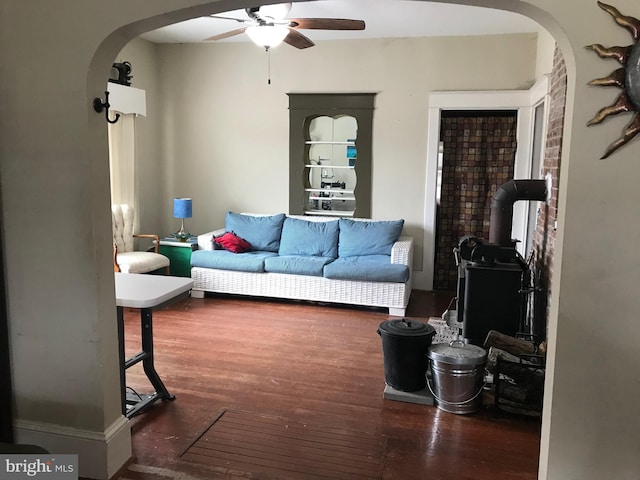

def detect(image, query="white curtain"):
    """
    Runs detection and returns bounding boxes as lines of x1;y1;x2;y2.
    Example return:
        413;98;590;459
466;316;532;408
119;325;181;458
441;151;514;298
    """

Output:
108;113;138;228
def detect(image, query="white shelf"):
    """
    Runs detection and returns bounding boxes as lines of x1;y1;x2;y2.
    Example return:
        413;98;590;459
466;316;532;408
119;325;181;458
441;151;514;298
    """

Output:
305;188;355;194
305;164;355;169
305;141;355;145
308;195;356;201
304;209;355;217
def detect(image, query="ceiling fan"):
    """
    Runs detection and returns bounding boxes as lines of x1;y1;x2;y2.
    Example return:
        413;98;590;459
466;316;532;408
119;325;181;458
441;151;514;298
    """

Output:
204;3;366;49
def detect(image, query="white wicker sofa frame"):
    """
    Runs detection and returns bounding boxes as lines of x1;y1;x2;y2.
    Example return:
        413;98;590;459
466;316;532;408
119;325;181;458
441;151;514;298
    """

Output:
190;215;414;316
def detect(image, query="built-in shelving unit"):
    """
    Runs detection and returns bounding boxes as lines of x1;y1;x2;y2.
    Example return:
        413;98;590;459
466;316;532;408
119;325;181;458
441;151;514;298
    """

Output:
288;93;375;218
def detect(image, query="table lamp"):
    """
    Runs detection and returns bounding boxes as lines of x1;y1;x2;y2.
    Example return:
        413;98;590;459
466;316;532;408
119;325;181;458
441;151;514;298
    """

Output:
172;197;192;241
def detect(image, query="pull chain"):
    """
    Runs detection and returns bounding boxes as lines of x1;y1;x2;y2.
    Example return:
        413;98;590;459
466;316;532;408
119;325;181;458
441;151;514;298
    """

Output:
266;47;272;85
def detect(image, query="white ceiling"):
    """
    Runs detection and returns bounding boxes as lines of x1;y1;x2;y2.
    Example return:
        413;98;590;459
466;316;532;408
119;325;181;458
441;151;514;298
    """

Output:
140;0;540;44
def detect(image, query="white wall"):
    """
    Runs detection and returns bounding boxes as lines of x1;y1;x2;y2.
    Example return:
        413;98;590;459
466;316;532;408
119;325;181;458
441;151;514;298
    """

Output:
141;33;536;285
535;27;556;81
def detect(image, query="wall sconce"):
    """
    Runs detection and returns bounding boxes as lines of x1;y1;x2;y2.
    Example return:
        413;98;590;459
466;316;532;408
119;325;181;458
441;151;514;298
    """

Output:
93;91;120;124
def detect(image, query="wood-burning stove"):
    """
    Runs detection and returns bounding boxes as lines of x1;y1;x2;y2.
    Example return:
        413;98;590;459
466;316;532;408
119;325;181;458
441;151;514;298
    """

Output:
455;239;528;345
449;178;550;345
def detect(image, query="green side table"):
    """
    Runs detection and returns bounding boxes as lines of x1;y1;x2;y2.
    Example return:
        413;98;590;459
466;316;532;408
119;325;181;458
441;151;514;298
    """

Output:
158;237;198;277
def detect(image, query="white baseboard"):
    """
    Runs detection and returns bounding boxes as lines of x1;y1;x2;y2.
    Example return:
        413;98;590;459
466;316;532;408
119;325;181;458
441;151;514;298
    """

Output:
14;415;131;480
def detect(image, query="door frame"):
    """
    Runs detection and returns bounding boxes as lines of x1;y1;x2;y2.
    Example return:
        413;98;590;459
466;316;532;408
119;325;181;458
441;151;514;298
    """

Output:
1;204;13;443
419;77;550;290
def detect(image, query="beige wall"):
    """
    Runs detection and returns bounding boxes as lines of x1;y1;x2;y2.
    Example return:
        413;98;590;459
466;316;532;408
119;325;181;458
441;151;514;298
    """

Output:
123;33;537;283
114;39;165;237
2;1;640;479
535;27;556;81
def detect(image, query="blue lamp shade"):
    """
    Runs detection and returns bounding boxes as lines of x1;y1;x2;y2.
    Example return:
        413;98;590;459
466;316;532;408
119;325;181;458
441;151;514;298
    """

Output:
173;198;192;219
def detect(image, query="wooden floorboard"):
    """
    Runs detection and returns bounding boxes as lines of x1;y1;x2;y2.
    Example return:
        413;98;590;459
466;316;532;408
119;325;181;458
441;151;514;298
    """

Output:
116;290;541;480
181;410;386;479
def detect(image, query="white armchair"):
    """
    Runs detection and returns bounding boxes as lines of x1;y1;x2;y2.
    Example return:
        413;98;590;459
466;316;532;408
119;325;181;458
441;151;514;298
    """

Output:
112;204;170;274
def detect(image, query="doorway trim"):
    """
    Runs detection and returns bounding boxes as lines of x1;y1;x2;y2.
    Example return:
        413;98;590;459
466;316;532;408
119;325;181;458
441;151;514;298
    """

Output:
420;77;550;290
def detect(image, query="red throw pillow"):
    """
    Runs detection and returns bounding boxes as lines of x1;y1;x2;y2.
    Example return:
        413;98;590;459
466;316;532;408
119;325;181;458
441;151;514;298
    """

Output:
214;231;252;253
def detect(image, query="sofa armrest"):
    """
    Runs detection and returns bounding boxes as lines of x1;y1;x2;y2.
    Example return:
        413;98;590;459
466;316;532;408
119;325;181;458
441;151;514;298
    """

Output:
197;228;226;250
391;236;413;267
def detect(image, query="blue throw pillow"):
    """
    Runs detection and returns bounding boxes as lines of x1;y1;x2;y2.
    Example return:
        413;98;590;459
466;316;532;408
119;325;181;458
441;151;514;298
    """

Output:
225;212;286;252
279;218;339;258
338;218;404;257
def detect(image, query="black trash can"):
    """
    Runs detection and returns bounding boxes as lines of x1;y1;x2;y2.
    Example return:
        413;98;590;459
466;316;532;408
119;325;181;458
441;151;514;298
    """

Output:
377;319;436;392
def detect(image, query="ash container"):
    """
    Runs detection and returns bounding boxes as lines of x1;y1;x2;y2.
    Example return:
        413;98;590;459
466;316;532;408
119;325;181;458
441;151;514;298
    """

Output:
427;340;487;414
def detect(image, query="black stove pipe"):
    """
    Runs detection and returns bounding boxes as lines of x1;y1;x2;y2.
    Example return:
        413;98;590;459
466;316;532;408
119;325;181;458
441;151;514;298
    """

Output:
489;179;549;246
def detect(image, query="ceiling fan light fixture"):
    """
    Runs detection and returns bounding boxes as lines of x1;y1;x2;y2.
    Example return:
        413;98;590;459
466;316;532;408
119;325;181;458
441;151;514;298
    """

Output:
246;25;289;49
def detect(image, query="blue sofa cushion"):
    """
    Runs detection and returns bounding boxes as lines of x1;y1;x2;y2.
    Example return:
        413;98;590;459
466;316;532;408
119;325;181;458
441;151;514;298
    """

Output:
338;218;404;257
225;212;286;253
279;217;339;258
264;255;335;277
323;255;410;283
191;249;277;273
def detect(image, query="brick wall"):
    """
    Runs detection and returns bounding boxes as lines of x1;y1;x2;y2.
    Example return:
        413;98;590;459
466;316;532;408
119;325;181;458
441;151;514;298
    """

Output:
530;45;567;341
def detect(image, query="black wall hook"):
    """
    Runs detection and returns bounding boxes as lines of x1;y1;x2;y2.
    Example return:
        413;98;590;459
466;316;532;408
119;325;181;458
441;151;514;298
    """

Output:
93;91;120;124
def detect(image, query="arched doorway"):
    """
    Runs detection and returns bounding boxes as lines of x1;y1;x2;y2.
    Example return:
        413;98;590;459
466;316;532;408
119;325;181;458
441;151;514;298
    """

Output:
86;1;568;478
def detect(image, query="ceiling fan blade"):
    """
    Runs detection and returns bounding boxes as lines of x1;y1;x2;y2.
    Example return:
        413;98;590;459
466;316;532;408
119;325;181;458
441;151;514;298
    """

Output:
289;18;365;31
207;14;250;23
204;27;247;41
283;29;315;49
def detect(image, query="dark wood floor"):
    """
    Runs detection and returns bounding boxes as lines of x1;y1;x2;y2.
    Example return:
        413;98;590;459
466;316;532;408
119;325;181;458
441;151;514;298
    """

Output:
117;290;541;480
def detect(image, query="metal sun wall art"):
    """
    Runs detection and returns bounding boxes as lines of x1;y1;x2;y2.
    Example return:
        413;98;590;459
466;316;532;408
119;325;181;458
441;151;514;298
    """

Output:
586;1;640;159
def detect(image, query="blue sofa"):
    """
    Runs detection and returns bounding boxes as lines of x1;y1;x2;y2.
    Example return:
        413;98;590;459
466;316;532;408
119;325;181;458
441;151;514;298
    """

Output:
190;212;414;316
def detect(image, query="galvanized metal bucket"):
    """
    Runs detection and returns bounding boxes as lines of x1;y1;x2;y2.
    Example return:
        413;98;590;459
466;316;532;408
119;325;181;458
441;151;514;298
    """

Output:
427;340;487;414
